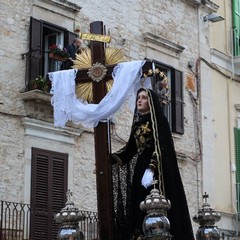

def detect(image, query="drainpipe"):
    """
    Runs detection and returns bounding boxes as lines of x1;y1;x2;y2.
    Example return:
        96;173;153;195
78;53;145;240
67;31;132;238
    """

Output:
196;4;202;213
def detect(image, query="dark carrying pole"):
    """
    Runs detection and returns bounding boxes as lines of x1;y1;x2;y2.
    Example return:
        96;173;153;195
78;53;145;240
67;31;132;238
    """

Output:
90;21;113;240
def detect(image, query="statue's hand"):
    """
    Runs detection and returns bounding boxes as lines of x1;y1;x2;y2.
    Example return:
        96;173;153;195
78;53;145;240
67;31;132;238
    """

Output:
141;168;154;189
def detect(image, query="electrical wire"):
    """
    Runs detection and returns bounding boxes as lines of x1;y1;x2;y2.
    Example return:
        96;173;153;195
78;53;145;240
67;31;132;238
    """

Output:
200;56;240;82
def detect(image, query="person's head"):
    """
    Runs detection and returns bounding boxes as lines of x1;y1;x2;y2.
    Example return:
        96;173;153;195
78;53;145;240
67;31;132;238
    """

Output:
136;88;150;114
73;38;81;48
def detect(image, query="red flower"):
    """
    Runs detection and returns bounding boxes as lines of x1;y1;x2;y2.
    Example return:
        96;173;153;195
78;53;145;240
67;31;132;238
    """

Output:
48;44;70;58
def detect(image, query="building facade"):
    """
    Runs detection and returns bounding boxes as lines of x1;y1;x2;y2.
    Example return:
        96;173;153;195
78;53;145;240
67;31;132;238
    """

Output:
200;0;240;238
0;0;239;239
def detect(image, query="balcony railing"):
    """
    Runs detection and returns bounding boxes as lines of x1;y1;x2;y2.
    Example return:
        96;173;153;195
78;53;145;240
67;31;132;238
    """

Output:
0;201;98;240
0;201;30;240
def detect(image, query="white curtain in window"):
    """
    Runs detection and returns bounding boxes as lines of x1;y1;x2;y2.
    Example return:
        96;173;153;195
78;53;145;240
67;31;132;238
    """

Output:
49;60;151;128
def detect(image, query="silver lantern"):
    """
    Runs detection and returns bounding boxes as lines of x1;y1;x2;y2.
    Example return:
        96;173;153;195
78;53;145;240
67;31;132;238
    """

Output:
55;190;85;240
193;193;221;240
140;188;172;240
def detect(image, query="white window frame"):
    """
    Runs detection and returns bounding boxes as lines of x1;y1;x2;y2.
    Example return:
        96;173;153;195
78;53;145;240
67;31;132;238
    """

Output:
43;26;64;76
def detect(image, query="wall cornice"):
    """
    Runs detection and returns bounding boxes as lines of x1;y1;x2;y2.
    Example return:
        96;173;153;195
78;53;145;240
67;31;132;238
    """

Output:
143;32;185;59
200;0;219;13
22;117;83;145
185;0;201;7
41;0;81;12
184;0;219;12
210;48;233;74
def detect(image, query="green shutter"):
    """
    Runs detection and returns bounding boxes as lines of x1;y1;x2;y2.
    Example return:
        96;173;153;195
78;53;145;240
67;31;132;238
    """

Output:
232;0;240;56
235;127;240;182
234;127;240;212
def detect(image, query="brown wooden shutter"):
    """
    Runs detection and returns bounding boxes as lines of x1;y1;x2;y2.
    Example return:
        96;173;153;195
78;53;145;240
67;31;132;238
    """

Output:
171;69;184;134
29;17;43;86
64;30;78;47
30;148;68;240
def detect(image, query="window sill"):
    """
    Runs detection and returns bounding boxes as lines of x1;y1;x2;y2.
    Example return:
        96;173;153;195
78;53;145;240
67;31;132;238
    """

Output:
20;89;52;105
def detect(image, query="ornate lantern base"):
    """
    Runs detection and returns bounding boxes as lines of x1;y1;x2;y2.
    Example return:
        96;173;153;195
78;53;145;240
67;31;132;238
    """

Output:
193;193;221;240
55;190;85;240
196;226;220;240
142;214;172;240
57;224;84;240
140;188;172;240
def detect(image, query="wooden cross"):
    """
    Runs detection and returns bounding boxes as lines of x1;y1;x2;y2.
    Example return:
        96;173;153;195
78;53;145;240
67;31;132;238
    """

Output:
75;21;153;240
203;192;209;203
75;21;115;240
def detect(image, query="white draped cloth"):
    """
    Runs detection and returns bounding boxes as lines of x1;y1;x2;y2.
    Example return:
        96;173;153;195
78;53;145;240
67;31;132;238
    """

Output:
49;60;151;128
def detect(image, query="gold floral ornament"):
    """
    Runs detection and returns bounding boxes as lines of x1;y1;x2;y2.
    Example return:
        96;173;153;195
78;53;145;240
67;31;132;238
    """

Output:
134;122;152;153
72;47;125;102
87;62;107;82
143;68;170;104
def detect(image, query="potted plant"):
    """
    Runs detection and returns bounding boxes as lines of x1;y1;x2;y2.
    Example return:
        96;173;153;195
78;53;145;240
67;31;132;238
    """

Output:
48;44;70;61
30;75;48;92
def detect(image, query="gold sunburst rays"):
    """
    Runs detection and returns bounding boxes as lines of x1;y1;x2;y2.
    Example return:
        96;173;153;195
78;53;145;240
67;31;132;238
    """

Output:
75;81;93;103
105;47;125;65
72;48;92;69
72;47;125;103
106;79;114;92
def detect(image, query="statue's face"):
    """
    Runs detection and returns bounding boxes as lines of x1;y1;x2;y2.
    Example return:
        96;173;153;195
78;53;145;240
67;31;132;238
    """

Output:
137;90;150;114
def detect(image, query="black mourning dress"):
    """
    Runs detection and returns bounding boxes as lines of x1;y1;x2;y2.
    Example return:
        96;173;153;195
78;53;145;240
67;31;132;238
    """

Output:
111;89;194;240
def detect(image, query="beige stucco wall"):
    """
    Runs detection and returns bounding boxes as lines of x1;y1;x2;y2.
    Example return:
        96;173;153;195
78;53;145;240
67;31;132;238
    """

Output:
212;0;240;211
210;70;240;233
210;0;232;54
201;0;240;235
212;71;233;213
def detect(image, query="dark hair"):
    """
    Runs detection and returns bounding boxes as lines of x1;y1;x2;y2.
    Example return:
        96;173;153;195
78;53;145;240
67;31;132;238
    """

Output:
135;88;146;104
134;88;147;114
136;88;146;96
